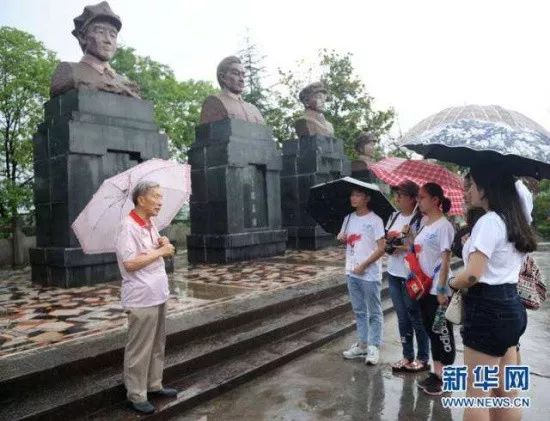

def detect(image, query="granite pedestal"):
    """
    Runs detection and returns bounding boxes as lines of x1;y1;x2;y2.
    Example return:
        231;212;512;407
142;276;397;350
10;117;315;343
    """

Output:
30;89;170;287
281;135;351;250
187;119;286;263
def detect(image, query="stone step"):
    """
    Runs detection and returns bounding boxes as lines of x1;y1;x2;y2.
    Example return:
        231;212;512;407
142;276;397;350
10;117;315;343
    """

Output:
85;298;395;420
2;280;392;420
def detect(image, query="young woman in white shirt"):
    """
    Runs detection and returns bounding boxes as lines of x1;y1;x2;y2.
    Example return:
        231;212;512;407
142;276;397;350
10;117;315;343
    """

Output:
414;183;456;396
449;167;535;421
337;188;386;365
385;181;430;373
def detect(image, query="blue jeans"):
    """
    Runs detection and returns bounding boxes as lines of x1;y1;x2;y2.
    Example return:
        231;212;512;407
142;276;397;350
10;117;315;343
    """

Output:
388;274;430;362
346;275;383;346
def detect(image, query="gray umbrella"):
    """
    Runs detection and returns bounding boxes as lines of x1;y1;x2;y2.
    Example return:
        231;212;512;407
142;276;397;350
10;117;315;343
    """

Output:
402;105;550;179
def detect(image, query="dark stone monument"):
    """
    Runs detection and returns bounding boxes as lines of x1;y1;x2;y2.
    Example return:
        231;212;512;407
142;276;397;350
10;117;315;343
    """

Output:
30;2;170;286
187;56;286;263
281;82;351;250
30;90;169;286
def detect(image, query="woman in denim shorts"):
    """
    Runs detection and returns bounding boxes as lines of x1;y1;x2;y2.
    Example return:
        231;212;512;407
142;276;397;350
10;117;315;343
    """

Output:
449;166;535;421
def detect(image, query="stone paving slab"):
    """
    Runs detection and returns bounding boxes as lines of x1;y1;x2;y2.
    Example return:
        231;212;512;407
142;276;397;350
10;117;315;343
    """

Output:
0;248;346;359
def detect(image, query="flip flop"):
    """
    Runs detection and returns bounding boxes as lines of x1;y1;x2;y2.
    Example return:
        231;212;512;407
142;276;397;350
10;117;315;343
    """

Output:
404;360;431;373
391;358;413;372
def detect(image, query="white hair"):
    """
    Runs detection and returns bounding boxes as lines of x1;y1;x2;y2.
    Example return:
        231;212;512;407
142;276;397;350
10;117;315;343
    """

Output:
132;181;160;205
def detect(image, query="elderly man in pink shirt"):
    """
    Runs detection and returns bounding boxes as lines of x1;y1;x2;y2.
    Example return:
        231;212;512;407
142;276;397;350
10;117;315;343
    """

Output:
115;180;177;414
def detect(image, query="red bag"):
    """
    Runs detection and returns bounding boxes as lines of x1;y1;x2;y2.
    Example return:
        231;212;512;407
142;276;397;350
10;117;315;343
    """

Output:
404;251;433;300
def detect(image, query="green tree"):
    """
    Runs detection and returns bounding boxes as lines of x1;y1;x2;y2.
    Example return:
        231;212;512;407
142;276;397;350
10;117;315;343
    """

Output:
238;33;270;116
533;179;550;239
272;50;395;157
111;46;216;161
0;27;57;230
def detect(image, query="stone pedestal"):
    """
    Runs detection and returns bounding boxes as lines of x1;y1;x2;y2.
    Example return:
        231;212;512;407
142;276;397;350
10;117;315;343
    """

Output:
351;159;376;183
281;135;351;250
187;119;286;263
30;89;170;287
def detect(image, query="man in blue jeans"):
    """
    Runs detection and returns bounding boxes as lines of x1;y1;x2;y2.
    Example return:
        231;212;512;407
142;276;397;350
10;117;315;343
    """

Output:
385;181;430;372
337;188;386;365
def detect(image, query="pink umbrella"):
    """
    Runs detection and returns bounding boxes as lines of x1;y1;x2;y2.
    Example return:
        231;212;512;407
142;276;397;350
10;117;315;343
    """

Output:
72;158;191;254
368;157;464;215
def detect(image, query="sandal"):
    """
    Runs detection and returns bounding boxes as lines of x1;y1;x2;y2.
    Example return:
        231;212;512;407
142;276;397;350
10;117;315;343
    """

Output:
404;360;431;373
391;358;413;372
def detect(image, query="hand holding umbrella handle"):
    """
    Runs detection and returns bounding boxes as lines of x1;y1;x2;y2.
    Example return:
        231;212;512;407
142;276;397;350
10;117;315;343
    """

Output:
158;243;175;257
158;236;170;247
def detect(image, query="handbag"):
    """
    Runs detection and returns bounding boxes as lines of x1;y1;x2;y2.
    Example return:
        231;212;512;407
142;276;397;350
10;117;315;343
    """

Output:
404;225;442;300
445;288;464;324
404;252;433;300
517;254;547;310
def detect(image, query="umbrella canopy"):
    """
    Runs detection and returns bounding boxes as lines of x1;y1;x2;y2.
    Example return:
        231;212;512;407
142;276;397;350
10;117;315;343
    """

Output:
401;105;550;179
369;157;464;215
307;177;396;235
72;158;191;254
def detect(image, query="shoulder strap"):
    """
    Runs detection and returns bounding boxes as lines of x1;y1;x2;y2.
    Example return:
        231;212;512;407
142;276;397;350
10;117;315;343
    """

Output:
343;214;352;234
385;211;402;232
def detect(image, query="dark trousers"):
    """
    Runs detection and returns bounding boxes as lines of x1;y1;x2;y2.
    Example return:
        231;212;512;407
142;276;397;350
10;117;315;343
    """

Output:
419;294;456;366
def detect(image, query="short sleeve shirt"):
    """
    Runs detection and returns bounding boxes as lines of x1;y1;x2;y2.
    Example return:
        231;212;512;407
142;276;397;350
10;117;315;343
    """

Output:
340;211;385;281
115;211;169;308
386;212;417;279
414;217;455;295
462;211;525;285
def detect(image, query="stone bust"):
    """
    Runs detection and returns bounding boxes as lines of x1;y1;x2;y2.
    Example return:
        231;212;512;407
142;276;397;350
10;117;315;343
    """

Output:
50;1;140;99
199;56;264;125
294;82;334;137
355;131;378;165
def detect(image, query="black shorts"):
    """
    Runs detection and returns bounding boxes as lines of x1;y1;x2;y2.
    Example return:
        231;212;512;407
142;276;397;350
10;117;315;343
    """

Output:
461;283;527;357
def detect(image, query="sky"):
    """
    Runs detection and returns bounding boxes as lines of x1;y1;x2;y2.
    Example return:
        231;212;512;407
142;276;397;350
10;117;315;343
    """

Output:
2;0;550;134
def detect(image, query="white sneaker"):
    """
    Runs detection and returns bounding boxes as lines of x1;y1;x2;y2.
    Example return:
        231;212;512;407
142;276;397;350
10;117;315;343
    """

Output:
342;343;369;359
365;345;380;365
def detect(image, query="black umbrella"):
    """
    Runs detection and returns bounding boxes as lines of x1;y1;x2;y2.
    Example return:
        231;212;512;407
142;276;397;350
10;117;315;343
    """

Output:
306;177;396;235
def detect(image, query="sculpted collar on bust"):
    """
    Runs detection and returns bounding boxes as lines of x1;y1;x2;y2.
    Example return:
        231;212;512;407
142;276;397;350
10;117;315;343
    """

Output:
221;89;243;102
80;54;115;76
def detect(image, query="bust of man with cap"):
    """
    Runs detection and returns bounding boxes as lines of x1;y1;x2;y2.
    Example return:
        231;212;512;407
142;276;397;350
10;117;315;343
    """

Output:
50;1;140;98
199;56;264;125
294;82;334;137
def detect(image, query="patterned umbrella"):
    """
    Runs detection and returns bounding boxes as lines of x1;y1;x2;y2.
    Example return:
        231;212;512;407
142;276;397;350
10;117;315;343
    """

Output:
401;105;550;179
369;157;464;215
72;159;191;254
306;177;395;235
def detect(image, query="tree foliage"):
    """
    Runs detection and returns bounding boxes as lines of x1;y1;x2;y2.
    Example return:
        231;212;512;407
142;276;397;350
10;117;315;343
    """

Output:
0;26;57;226
111;46;216;161
237;46;395;157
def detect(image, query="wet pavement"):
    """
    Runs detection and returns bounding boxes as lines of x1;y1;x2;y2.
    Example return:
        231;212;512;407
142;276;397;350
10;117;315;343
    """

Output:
176;250;550;421
0;248;345;358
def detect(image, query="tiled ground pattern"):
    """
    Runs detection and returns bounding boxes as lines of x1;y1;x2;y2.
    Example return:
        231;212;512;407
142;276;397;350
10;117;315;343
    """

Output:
0;248;346;358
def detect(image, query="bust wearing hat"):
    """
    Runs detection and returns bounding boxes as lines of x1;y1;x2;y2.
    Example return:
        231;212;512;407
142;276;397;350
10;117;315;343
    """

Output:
199;56;264;125
50;1;140;98
294;82;334;137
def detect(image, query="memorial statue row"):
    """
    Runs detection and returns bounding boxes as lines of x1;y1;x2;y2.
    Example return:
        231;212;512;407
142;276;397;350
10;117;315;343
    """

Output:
50;1;335;138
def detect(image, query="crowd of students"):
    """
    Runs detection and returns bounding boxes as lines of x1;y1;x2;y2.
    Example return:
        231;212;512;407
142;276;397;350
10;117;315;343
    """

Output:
337;167;535;421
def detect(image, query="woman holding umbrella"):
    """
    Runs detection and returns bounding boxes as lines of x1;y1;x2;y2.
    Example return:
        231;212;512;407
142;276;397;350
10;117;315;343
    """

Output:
337;187;386;365
449;167;535;421
385;181;431;373
413;183;456;396
402;104;549;420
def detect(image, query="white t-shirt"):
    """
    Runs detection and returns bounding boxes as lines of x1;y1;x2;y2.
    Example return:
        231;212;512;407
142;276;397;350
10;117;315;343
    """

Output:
386;211;417;279
340;211;385;281
413;216;455;295
462;211;525;285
